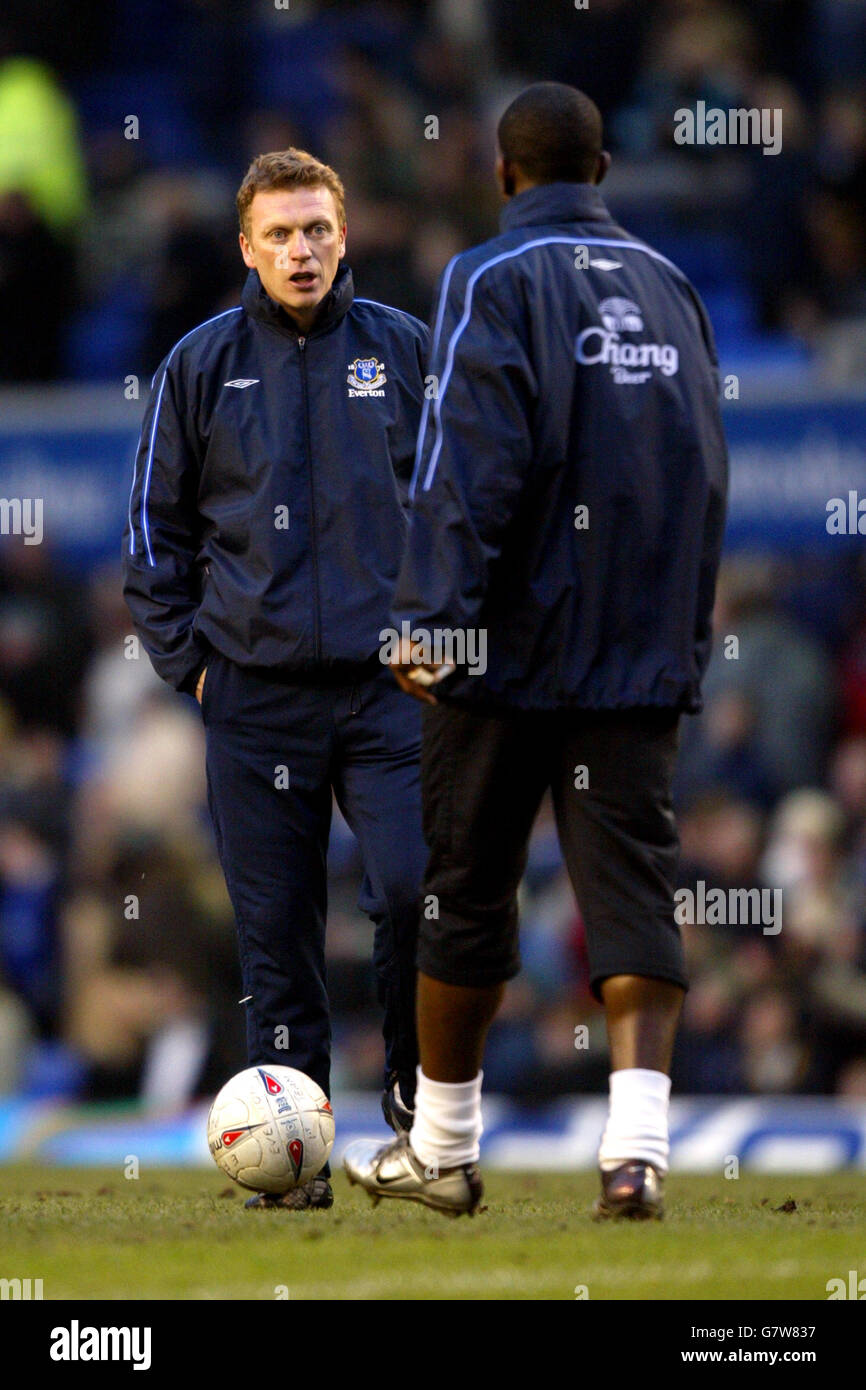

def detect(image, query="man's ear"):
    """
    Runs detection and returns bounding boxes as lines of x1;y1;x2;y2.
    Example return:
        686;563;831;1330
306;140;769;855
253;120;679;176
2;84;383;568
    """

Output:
594;151;612;186
495;154;515;200
339;223;347;258
239;231;255;269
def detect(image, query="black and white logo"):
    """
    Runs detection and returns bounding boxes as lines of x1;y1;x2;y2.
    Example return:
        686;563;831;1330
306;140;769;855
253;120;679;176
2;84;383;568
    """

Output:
576;296;679;384
599;297;643;332
347;358;387;397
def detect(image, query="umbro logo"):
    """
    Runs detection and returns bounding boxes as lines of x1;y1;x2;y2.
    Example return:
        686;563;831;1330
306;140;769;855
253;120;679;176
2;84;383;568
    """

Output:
224;378;260;389
590;258;622;271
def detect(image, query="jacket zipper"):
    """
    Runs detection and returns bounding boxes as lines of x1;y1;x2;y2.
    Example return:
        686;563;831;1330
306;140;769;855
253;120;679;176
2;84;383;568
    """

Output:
298;335;322;662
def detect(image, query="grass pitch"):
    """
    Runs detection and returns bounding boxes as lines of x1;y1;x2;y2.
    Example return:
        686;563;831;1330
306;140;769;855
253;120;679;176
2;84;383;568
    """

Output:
2;1166;864;1300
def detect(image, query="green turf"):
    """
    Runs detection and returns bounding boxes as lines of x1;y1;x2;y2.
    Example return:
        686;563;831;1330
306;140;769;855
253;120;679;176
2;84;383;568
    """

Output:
1;1166;864;1300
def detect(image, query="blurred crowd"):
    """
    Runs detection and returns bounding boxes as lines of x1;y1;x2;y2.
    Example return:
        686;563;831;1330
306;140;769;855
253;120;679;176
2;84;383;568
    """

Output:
1;0;866;1108
1;538;866;1106
0;0;864;382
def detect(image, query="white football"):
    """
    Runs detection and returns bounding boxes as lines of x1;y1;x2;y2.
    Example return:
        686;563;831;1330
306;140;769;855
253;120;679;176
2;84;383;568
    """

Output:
207;1065;334;1193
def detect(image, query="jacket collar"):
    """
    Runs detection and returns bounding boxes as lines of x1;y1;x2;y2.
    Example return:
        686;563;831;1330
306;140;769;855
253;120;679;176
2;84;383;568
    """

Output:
500;181;613;232
242;262;355;337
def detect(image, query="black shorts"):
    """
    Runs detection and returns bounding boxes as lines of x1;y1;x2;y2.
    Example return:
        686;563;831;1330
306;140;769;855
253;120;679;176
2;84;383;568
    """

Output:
417;701;686;999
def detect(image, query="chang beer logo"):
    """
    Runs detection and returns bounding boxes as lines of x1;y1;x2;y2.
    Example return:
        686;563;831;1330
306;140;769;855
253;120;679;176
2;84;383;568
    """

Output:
575;297;679;384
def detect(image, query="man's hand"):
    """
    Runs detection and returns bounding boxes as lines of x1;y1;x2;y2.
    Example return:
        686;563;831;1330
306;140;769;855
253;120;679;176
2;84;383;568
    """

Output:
391;663;440;705
389;637;454;705
195;666;207;705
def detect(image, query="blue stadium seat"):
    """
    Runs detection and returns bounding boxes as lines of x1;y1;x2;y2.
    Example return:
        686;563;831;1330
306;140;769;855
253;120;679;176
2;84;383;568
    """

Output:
72;69;204;166
63;277;149;381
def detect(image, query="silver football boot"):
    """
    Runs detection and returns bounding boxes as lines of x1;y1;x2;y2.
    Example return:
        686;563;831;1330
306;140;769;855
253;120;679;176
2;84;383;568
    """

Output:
343;1132;483;1217
593;1161;665;1220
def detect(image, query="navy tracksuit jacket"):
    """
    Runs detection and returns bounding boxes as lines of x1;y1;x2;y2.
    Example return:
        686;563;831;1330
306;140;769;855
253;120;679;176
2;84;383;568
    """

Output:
123;265;429;1104
394;182;729;713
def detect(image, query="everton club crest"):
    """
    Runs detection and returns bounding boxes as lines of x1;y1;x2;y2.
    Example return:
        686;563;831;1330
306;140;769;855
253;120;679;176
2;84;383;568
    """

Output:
347;357;387;397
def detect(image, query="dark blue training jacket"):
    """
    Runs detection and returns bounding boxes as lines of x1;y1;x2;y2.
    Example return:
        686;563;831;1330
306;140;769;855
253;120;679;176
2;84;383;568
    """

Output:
123;266;429;692
392;182;729;714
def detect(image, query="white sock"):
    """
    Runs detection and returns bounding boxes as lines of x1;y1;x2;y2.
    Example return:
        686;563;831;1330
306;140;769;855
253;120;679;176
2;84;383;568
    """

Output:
409;1067;483;1170
598;1068;671;1176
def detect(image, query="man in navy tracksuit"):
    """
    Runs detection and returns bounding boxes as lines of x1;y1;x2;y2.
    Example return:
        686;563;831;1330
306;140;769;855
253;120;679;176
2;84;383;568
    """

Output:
123;149;428;1210
345;85;728;1219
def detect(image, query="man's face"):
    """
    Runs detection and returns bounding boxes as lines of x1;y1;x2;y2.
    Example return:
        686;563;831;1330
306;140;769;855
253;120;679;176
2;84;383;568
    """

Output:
239;185;346;330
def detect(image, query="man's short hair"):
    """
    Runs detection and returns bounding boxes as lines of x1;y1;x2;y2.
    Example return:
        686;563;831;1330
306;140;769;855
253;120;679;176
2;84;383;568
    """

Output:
236;149;346;236
497;82;603;185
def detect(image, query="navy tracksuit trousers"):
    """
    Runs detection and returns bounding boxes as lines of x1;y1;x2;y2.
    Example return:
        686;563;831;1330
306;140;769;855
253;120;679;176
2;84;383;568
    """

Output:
201;651;424;1106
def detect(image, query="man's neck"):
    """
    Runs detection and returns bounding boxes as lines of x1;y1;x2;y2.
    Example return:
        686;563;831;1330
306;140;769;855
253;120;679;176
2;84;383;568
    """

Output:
279;302;320;335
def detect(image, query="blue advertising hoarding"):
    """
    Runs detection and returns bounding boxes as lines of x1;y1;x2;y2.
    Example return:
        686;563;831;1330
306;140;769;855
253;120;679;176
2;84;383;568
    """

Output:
723;391;866;549
0;386;864;569
0;388;141;569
